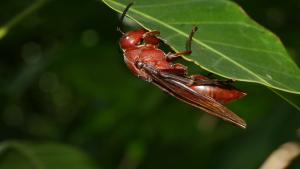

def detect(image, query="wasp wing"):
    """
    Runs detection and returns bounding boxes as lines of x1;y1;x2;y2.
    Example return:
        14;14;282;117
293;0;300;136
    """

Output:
142;65;246;128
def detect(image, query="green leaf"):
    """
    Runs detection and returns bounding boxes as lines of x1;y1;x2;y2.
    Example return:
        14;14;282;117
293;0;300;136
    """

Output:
272;90;300;111
102;0;300;110
0;141;97;169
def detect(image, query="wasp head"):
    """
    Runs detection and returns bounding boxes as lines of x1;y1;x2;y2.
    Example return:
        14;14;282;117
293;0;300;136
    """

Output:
119;29;147;50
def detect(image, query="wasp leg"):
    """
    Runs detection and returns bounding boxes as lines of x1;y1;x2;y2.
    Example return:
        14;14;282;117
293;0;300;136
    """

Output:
143;30;161;45
143;30;160;38
165;51;192;61
166;26;198;61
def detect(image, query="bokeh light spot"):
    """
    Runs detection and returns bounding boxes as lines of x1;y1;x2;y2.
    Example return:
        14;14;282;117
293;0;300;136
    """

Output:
39;72;59;93
3;104;24;126
21;41;42;64
81;29;99;47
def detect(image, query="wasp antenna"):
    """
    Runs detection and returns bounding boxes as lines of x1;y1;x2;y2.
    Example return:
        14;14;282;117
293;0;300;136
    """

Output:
117;2;134;34
186;26;198;51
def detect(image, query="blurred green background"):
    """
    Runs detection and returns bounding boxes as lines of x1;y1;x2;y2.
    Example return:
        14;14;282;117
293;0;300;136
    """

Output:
0;0;299;169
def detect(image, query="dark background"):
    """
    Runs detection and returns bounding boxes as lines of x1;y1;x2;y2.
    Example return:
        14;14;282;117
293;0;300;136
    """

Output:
0;0;299;169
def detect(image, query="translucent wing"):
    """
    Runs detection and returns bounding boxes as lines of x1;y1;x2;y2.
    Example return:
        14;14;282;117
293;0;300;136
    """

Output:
142;64;247;128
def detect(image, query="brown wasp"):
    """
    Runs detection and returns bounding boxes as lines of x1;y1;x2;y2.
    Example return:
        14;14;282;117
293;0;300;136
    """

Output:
118;3;247;128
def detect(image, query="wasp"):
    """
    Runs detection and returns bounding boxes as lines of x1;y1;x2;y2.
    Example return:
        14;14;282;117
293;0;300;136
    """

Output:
118;3;247;128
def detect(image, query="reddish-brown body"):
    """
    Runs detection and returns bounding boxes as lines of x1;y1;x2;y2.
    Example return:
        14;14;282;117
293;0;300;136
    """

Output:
120;29;245;104
192;85;245;104
190;75;246;103
117;2;247;128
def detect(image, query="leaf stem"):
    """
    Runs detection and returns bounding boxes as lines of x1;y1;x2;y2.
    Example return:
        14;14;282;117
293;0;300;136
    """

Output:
0;0;48;40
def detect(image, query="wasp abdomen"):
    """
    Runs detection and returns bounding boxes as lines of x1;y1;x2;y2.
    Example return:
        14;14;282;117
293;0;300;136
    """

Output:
191;85;246;104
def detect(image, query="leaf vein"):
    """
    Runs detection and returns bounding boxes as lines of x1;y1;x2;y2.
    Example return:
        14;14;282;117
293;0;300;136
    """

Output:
201;39;285;56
